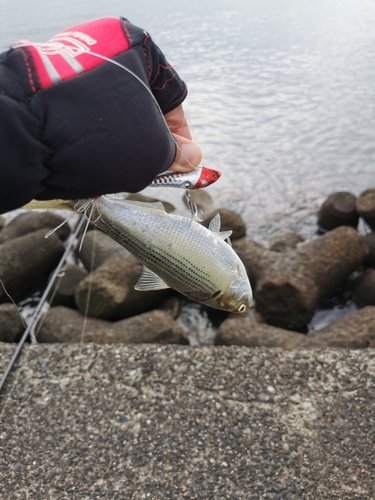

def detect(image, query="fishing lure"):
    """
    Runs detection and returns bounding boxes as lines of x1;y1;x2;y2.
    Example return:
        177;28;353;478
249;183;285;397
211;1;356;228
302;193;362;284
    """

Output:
150;166;221;190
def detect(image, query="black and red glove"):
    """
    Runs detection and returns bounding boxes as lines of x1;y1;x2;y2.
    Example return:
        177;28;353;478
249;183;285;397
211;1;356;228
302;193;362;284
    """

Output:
0;17;201;213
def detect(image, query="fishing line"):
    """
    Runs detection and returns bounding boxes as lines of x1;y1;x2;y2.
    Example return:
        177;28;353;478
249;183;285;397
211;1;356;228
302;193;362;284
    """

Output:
0;278;27;329
0;215;86;393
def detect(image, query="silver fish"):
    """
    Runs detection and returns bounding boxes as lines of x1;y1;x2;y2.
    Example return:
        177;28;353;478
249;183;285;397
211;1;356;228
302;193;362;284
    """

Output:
88;196;252;313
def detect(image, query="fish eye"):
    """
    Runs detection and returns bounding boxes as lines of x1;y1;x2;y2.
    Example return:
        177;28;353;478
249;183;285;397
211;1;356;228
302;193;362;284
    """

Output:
237;304;247;313
211;172;218;179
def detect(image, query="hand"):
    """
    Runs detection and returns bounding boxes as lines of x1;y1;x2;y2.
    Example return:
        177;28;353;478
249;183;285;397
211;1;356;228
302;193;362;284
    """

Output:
164;105;202;172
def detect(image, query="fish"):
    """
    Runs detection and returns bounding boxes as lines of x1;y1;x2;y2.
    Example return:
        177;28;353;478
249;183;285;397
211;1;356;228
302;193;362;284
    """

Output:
85;196;252;313
150;166;221;189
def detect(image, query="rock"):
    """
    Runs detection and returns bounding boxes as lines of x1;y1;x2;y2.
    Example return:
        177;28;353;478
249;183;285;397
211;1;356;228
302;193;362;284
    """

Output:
267;229;305;252
215;315;308;349
0;212;71;243
75;255;170;321
352;270;375;307
126;193;175;213
356;188;375;229
0;229;65;302
77;230;131;271
363;233;375;268
317;191;359;231
0;303;24;342
201;208;246;240
37;306;186;344
306;306;375;348
234;226;369;330
50;265;89;308
0;215;5;230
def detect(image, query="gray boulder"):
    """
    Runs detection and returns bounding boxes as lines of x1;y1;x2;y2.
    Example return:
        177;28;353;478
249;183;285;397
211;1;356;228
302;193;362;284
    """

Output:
0;229;65;302
0;212;71;243
356;188;375;229
50;264;89;308
306;306;375;348
37;306;186;345
75;255;170;321
77;230;131;271
234;226;369;330
267;229;305;253
0;303;24;342
317;191;359;231
352;270;375;307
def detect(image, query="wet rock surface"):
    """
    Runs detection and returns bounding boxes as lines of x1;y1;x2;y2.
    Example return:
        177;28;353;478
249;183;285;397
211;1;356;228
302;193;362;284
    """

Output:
75;256;170;321
0;229;65;302
234;226;369;330
38;306;186;345
352;270;375;307
356;188;375;229
267;229;305;252
363;232;375;268
77;230;131;270
0;344;374;499
0;211;71;243
317;191;359;231
0;304;24;342
50;264;89;308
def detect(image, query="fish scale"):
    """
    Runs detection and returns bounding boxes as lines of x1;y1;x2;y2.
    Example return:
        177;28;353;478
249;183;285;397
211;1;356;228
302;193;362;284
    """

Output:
90;196;252;312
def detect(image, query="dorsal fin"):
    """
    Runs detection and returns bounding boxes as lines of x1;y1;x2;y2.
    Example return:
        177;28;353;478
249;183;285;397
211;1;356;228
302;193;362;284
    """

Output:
208;213;233;241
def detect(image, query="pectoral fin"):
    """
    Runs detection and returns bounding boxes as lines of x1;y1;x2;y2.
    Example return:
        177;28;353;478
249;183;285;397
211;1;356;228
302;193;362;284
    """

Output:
134;266;171;291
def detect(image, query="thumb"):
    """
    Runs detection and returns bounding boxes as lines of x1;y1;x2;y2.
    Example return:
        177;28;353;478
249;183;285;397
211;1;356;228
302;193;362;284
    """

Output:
168;134;202;172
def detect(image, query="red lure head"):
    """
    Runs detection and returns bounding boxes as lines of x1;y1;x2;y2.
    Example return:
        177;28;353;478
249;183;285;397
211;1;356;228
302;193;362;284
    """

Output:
193;167;222;189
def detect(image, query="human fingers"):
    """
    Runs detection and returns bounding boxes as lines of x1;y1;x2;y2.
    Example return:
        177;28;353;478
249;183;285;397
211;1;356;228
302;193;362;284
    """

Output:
164;104;193;140
168;133;202;172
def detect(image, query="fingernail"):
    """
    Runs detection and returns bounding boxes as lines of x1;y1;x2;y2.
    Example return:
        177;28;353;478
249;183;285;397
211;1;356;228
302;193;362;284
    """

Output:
178;143;199;168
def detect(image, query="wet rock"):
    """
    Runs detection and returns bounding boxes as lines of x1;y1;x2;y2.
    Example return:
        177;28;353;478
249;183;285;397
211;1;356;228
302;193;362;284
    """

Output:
37;306;186;344
50;265;89;308
363;233;375;268
216;312;307;349
201;208;246;240
0;229;65;302
267;229;305;252
157;295;182;320
126;193;175;213
356;188;375;229
0;212;71;243
77;230;131;271
234;226;369;330
0;303;24;342
317;191;359;231
75;255;170;321
306;306;375;348
352;270;375;307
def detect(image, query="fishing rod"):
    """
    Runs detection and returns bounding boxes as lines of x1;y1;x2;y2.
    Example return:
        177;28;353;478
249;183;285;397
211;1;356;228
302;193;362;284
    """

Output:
0;215;86;393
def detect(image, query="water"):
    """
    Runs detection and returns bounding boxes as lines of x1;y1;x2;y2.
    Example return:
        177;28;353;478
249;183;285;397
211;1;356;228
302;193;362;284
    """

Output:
1;0;374;240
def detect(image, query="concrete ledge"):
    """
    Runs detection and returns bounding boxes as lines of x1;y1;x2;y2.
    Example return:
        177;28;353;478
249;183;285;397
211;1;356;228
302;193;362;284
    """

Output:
0;343;374;499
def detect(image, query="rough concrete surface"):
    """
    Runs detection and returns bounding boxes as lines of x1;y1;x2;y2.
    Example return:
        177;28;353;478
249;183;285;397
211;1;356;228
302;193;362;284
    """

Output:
0;343;374;500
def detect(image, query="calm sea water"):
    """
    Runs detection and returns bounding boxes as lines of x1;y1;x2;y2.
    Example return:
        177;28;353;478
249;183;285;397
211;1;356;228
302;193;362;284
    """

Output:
1;0;374;240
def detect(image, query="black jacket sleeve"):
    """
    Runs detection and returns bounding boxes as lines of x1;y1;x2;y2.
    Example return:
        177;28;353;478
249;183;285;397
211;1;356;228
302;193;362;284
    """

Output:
0;17;188;213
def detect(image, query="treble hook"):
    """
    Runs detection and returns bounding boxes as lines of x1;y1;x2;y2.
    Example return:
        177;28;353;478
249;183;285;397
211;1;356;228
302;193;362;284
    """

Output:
185;189;204;222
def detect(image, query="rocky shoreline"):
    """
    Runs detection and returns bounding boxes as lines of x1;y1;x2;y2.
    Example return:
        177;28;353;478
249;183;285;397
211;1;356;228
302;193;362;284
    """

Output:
0;188;374;349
